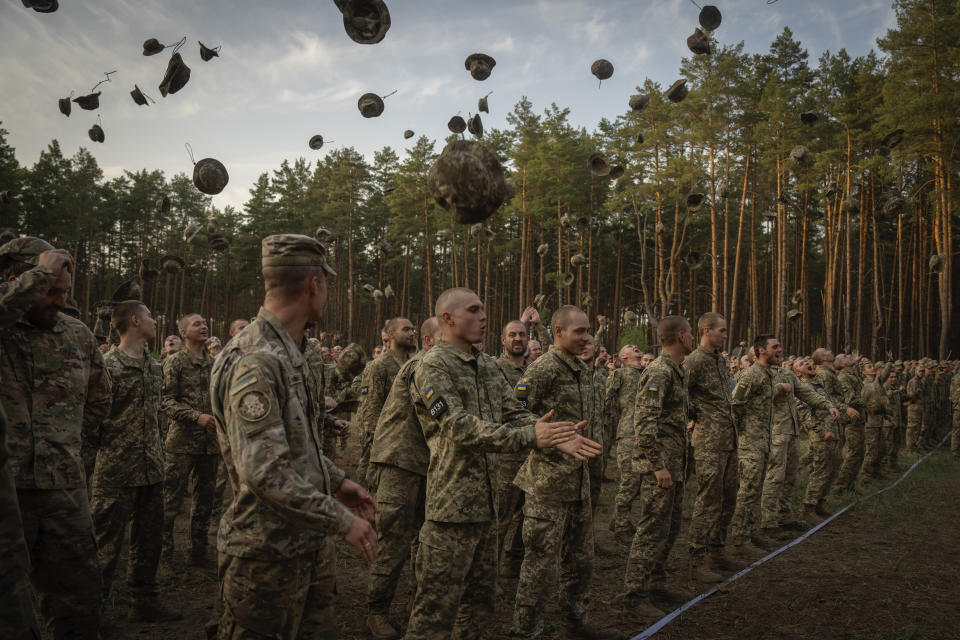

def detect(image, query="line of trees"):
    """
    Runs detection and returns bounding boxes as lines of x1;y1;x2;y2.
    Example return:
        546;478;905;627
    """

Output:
0;0;956;358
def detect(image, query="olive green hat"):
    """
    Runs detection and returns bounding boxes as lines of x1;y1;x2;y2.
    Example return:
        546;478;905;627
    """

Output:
0;236;55;268
262;234;336;276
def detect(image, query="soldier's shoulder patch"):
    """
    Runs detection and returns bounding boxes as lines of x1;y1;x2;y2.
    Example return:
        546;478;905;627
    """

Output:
424;386;436;400
737;381;747;390
238;390;270;422
428;394;448;418
515;382;529;396
647;383;659;392
230;373;258;395
361;386;369;395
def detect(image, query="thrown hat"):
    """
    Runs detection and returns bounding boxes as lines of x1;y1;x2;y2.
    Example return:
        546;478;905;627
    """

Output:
635;131;644;145
537;243;549;257
665;79;688;103
591;59;614;82
436;229;453;241
448;116;467;134
130;85;154;106
261;233;336;276
73;92;101;111
699;5;722;31
139;258;160;282
762;209;777;220
341;0;391;45
588;153;610;177
791;290;804;305
314;226;334;244
362;283;375;293
193;158;229;195
375;238;391;255
372;289;384;302
609;165;625;180
156;195;171;214
0;236;54;267
824;182;840;198
580;292;592;306
427;140;507;224
629;94;650;112
465;53;496;81
22;0;59;12
533;293;546;308
58;96;71;117
687;28;711;56
790;145;811;164
309;135;325;150
403;129;414;139
199;41;221;61
560;272;575;287
93;301;115;340
716;181;729;198
470;223;484;237
842;196;859;213
206;219;219;234
685;250;703;270
88;124;105;143
882;129;904;149
655;221;666;234
384;284;395;299
112;280;142;301
686;192;705;210
560;213;572;228
571;254;587;267
882;194;905;217
929;254;946;273
183;223;201;243
800;111;819;126
478;93;491;113
623;309;637;323
161;254;185;274
467;114;483;138
159;52;191;96
787;308;802;320
358;92;385;118
383;182;397;194
208;233;231;252
142;38;166;56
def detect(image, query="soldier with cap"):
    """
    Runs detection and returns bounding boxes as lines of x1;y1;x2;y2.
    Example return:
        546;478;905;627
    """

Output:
881;369;905;470
0;237;111;639
605;343;645;544
403;288;600;640
858;361;892;488
905;365;925;451
0;240;75;639
834;354;867;493
210;234;377;639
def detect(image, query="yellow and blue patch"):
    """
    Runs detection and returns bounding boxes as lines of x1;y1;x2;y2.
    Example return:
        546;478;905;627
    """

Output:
737;382;747;389
231;374;258;396
647;384;659;392
515;383;528;392
425;386;435;400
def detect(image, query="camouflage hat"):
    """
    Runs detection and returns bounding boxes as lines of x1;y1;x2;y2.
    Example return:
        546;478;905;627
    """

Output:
698;5;721;31
403;129;414;139
22;0;59;12
448;115;467;134
143;38;166;56
309;135;325;150
162;254;185;274
0;236;55;268
629;94;650;112
88;124;105;143
636;131;644;145
590;59;614;82
687;28;711;56
665;79;688;103
193;157;229;195
208;233;232;252
358;93;385;118
478;93;491;113
73;92;101;111
882;128;904;150
199;41;221;61
130;85;153;106
800;111;819;126
341;0;391;45
467;113;483;138
686;192;705;210
112;280;142;301
882;193;905;216
929;254;945;273
560;272;574;287
842;196;859;213
261;234;336;276
159;52;191;97
157;195;171;214
608;165;625;180
139;258;160;282
587;153;610;177
427;140;507;224
787;308;802;320
58;96;71;117
465;53;496;81
790;145;811;164
0;227;17;245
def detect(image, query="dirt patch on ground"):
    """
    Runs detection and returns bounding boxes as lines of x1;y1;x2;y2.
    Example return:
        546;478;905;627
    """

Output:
104;445;960;640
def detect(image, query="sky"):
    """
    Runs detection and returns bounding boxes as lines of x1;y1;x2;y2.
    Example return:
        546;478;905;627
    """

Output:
2;0;896;211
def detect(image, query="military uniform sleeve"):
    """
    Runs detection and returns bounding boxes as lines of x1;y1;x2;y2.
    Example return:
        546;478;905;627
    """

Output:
226;354;355;536
730;369;753;424
162;356;201;425
682;356;702;421
0;265;55;329
81;333;112;481
604;372;621;436
795;375;833;413
594;324;607;350
528;320;552;346
634;369;669;471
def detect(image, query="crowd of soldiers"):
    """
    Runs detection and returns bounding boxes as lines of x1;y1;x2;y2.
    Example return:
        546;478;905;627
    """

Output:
1;232;958;640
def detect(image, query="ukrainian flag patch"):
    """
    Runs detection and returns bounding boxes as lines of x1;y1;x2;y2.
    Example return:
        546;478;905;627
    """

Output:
738;382;747;389
230;374;258;395
516;383;528;392
648;384;659;392
425;386;435;400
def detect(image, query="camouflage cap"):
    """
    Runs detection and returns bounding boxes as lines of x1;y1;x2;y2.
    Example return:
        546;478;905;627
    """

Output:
261;234;336;276
0;236;55;268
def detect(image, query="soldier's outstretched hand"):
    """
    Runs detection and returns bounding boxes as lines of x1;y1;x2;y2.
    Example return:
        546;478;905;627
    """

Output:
336;477;379;522
344;517;378;564
555;431;602;461
534;409;578;447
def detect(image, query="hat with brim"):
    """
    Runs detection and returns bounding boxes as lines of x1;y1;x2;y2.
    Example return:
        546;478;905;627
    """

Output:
800;111;819;126
403;129;414;139
537;243;549;257
358;93;385;118
161;255;185;274
685;250;703;269
309;135;325;150
156;195;171;214
112;280;142;301
699;5;721;30
790;145;811;164
159;52;191;97
93;301;115;340
686;192;705;210
571;254;587;267
609;165;625;180
591;59;614;81
130;85;153;106
22;0;59;12
465;53;496;81
139;259;160;282
534;293;545;308
199;41;221;61
791;290;804;305
882;195;905;216
261;233;336;276
478;94;490;113
635;131;644;145
427;140;508;224
58;97;71;117
208;233;231;252
342;0;391;45
560;272;575;287
448;116;467;134
88;124;105;143
929;254;946;273
787;308;802;320
467;114;483;138
842;196;859;213
717;181;729;198
73;92;101;110
193;158;229;195
0;227;16;244
687;29;711;56
588;153;610;177
314;226;334;244
183;223;200;243
666;79;688;103
623;310;637;322
0;236;54;268
882;128;904;149
143;38;166;56
629;94;650;112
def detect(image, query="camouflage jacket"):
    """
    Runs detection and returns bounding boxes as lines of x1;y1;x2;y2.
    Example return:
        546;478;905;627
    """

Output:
838;369;866;421
302;340;339;444
92;347;164;487
210;307;353;561
921;375;939;410
772;367;833;437
590;368;608;446
883;381;904;426
731;361;775;452
861;378;891;423
683;346;736;452
950;375;960;408
0;312;111;489
796;377;836;438
905;376;924;416
496;353;526;388
410;339;538;523
814;366;850;419
633;354;689;478
605;364;643;441
356;349;407;444
513;346;595;503
327;368;361;419
369;351;429;476
162;348;218;454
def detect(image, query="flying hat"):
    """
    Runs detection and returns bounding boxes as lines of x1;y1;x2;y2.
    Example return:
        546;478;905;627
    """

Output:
588;153;610;177
591;59;614;84
358;91;393;118
112;280;142;302
384;284;395;299
341;0;391;45
58;96;71;117
824;182;840;198
142;38;166;56
790;145;811;163
787;308;802;320
478;92;492;113
161;255;185;273
537;243;549;257
685;250;703;270
206;219;219;234
383;182;397;194
314;226;334;244
534;293;546;308
800;111;819;126
571;254;587;267
609;165;625;180
687;28;711;56
21;0;59;12
309;135;326;150
187;145;229;195
699;5;722;31
841;196;859;213
372;289;384;303
199;41;221;61
635;131;644;145
375;238;391;255
73;92;101;111
467;114;483;138
436;229;453;241
791;289;804;305
629;94;650;112
470;223;484;237
465;53;496;81
882;194;905;216
362;283;375;293
448;116;467;134
139;258;160;282
427;140;508;224
88;123;105;143
403;129;414;139
716;181;729;198
665;79;688;103
183;223;201;243
686;192;705;210
130;85;155;106
208;233;231;252
623;309;638;323
156;195;171;214
159;50;191;97
560;272;575;287
882;128;904;149
929;254;946;273
580;292;592;306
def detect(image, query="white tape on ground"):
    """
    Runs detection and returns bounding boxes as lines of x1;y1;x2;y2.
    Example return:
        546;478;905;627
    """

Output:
628;432;954;640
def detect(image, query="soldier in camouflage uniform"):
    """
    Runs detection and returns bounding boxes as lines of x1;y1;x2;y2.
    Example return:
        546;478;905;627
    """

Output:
605;344;645;543
404;288;600;640
921;366;939;449
619;316;695;621
683;313;738;580
881;371;904;470
795;358;840;520
904;365;925;451
364;318;442;639
0;242;75;639
728;335;782;554
303;334;350;460
161;313;219;565
326;342;365;452
210;234;377;639
510;306;613;640
495;318;530;578
858;361;892;488
577;333;608;516
834;355;867;493
0;238;111;639
91;301;177;621
356;317;416;489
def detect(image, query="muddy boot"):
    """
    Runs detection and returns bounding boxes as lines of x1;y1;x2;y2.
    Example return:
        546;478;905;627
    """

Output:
129;598;183;623
730;537;767;558
780;518;806;532
367;613;400;639
689;560;723;584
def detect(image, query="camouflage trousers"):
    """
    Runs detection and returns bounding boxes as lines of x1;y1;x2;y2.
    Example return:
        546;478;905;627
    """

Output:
512;497;594;637
405;520;496;640
366;465;425;616
588;450;604;515
803;436;839;508
495;452;527;575
611;437;640;534
834;424;864;492
905;409;922;451
0;440;38;639
858;420;884;487
212;458;232;524
689;448;738;558
162;452;218;557
729;449;767;543
761;434;800;528
91;483;163;600
217;542;337;640
880;424;901;469
623;473;684;599
18;487;102;639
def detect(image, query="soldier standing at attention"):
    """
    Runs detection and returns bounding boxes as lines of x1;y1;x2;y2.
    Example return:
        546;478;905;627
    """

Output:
404;288;600;640
161;313;219;566
365;317;442;639
859;361;892;488
510;306;615;640
834;354;867;493
606;344;646;544
683;312;738;582
0;243;75;639
210;234;377;639
356;317;416;488
904;365;925;451
619;315;695;620
0;238;111;639
495;317;530;579
794;358;840;522
91;301;179;622
881;370;904;470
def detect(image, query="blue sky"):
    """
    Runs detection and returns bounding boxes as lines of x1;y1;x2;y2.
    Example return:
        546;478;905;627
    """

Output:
2;0;895;210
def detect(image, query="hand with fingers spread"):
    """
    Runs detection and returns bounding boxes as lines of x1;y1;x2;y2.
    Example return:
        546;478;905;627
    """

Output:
554;427;602;461
533;409;580;447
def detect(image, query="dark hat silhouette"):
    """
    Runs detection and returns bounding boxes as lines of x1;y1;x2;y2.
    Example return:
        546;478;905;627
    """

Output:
309;135;325;150
159;52;191;96
687;193;705;210
314;226;334;244
666;79;688;103
800;111;819;126
882;128;904;149
404;129;414;139
193;158;229;195
882;194;905;216
842;196;859;213
636;131;644;145
929;254;946;273
427;140;508;224
139;259;160;283
699;5;722;31
73;92;101;111
478;92;491;113
341;0;391;45
588;153;610;177
199;41;221;61
208;233;231;252
58;96;71;117
143;38;166;56
609;165;625;180
88;124;105;143
790;145;811;164
467;114;483;138
448;116;467;134
358;92;387;117
22;0;58;12
112;280;142;302
787;308;802;320
687;29;711;56
591;59;614;82
161;254;185;274
130;85;154;106
465;53;496;81
183;223;201;243
156;195;171;214
685;250;704;270
629;94;650;112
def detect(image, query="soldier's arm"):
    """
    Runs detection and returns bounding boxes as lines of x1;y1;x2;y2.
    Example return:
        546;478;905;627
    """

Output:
225;354;356;535
81;332;112;481
161;356;201;425
796;376;833;413
528;320;552;346
634;369;669;470
682;355;702;422
354;364;382;441
0;265;55;329
730;369;753;424
603;373;621;435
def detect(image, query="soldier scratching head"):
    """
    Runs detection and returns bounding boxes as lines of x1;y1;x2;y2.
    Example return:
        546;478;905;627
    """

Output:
1;236;70;330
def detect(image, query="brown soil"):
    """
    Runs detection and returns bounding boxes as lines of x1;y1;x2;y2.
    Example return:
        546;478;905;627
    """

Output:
104;446;960;640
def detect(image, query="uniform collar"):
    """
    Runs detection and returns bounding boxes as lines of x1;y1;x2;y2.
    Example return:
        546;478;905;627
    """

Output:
258;306;305;368
696;345;722;360
657;353;685;378
107;345;150;368
434;338;480;363
547;345;589;374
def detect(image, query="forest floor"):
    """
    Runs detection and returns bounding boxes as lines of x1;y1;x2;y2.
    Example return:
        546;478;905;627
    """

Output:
101;440;960;640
